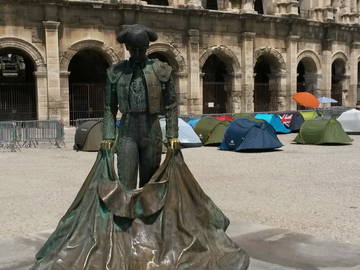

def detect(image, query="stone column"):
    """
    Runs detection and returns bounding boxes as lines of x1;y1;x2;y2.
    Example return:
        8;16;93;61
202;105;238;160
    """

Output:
231;71;242;113
186;0;202;9
42;21;61;120
321;40;333;101
175;71;188;115
187;29;202;114
34;69;48;120
60;71;70;126
241;0;255;13
270;72;287;111
240;32;255;112
348;42;360;106
274;0;298;16
287;35;299;110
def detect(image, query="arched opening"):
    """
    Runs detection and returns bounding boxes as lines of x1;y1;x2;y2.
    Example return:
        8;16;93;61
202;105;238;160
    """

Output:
297;57;319;109
0;48;37;121
254;0;264;14
146;0;169;5
297;61;306;92
331;58;346;106
254;55;273;112
206;0;218;10
68;49;109;124
202;55;229;114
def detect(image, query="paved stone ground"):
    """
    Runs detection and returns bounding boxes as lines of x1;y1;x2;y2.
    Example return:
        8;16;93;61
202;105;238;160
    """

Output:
1;127;360;269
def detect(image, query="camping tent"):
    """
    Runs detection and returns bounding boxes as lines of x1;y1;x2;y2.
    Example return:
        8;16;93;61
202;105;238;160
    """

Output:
337;109;360;133
233;113;264;123
215;115;233;122
294;118;352;145
278;112;304;132
254;114;291;133
219;118;283;151
74;120;103;151
299;111;318;121
194;117;230;145
160;118;202;147
187;118;201;129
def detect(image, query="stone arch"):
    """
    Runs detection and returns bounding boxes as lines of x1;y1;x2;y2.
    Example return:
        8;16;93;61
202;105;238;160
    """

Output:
253;47;287;111
0;37;45;70
332;51;349;69
199;45;240;75
147;42;186;73
331;51;349;106
60;39;121;71
297;50;321;73
254;47;286;73
297;50;322;96
199;45;241;113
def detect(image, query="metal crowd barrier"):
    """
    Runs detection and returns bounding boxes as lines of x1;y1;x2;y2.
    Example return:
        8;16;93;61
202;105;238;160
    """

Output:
0;120;64;152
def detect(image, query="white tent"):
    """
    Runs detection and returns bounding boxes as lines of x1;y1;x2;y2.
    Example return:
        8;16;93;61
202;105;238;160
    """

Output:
160;118;202;147
337;109;360;133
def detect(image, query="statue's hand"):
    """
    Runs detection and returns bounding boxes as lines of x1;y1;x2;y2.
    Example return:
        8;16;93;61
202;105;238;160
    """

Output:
100;140;114;151
168;138;180;151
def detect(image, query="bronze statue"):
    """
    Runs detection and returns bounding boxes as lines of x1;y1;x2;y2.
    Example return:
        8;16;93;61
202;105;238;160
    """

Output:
31;25;250;270
101;24;179;189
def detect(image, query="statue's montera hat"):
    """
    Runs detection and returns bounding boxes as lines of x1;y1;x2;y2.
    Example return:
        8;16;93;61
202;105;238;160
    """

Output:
117;24;158;48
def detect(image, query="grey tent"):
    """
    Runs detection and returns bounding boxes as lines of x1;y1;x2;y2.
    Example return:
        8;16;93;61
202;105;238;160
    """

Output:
160;118;202;148
74;121;103;152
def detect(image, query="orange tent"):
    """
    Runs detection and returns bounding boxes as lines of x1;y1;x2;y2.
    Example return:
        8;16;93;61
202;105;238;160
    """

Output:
292;92;320;108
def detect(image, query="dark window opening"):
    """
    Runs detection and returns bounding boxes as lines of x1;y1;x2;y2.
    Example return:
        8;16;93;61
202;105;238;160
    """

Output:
206;0;218;10
254;0;264;14
146;0;169;5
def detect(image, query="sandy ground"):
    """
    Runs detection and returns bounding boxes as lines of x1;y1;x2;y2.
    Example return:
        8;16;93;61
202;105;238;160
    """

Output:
0;127;360;245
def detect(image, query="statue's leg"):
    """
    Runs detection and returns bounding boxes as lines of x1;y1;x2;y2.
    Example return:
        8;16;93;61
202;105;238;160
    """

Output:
138;125;162;187
116;137;139;190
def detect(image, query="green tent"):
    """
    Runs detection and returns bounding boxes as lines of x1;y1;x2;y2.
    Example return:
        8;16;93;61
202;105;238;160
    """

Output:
294;118;353;145
194;117;230;145
233;113;265;123
300;111;318;121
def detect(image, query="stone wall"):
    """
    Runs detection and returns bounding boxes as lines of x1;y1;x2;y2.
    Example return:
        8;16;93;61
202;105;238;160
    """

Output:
1;0;360;125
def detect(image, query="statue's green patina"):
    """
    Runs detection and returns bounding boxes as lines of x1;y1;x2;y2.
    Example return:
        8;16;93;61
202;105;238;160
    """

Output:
31;25;249;270
102;24;179;189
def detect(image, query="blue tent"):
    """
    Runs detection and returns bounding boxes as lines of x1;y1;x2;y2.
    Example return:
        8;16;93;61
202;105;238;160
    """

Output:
219;118;283;151
254;114;291;133
278;112;304;132
187;118;201;129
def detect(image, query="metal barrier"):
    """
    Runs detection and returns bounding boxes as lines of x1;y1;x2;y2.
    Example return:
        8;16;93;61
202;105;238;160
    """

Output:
0;120;64;151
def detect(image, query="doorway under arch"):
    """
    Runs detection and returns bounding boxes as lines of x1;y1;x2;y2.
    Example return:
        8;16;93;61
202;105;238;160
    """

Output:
331;58;346;106
0;48;37;121
297;57;319;109
68;49;110;124
254;56;272;112
202;54;229;114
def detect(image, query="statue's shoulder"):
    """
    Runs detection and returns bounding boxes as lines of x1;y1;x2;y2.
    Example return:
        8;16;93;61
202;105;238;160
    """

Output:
107;60;128;83
149;58;172;82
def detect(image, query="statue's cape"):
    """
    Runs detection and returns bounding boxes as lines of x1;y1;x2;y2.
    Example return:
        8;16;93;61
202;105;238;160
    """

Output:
31;149;249;270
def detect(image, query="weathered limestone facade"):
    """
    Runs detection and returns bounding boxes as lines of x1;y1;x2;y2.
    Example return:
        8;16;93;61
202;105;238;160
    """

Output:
1;0;360;125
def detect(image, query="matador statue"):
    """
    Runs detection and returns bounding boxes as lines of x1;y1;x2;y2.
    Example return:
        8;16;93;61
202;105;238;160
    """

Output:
101;24;179;189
